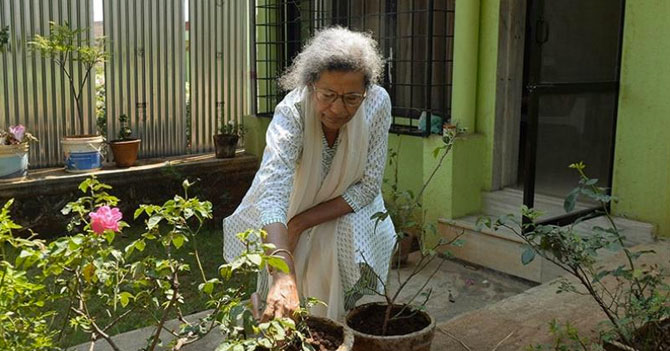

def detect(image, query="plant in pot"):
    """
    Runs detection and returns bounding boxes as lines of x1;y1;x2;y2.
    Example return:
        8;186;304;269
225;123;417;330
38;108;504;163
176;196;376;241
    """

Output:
478;162;670;351
213;120;245;158
29;21;108;173
108;114;141;167
0;125;38;180
345;124;466;351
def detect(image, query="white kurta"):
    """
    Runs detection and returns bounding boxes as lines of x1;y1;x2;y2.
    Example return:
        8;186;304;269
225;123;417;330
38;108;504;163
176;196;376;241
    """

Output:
223;85;396;320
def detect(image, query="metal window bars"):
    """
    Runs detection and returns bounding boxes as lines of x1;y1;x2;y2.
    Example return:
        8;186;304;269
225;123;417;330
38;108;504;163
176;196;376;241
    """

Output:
252;0;455;136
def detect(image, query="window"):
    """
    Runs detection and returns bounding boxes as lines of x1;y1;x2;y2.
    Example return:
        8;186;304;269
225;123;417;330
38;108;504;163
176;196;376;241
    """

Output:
252;0;455;135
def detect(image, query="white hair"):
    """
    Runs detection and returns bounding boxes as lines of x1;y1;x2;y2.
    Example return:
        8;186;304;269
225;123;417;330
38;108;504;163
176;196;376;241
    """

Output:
279;26;384;90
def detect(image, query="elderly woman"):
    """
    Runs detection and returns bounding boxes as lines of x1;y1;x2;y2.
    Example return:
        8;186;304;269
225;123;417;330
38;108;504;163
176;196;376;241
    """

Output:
223;27;395;321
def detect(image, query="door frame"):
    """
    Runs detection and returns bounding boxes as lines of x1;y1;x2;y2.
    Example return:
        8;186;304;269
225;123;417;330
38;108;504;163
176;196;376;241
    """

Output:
493;0;627;227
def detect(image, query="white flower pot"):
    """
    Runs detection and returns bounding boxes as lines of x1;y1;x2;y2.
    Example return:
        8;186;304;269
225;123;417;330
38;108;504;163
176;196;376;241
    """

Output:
0;143;29;180
62;135;105;173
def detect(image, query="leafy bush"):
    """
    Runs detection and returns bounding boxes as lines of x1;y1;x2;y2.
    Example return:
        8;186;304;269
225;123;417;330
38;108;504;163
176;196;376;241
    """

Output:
479;162;670;350
0;177;319;350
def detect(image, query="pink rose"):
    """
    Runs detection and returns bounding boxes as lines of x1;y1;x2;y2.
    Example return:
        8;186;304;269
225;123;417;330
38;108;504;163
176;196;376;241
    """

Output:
89;206;122;234
9;124;25;143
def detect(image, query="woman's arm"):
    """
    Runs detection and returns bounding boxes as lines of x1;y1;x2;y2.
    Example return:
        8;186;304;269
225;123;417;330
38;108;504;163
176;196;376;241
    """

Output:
260;196;352;321
286;196;353;250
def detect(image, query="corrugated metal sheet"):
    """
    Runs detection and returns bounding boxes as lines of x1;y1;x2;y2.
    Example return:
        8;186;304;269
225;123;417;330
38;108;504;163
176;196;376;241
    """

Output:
189;0;249;153
0;0;250;167
0;0;95;168
103;0;186;158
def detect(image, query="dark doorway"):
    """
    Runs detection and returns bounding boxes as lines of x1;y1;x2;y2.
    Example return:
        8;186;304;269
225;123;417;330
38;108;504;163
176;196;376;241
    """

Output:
519;0;625;225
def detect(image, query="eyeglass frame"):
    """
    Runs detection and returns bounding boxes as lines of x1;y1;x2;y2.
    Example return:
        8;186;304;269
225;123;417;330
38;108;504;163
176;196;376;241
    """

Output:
311;85;367;109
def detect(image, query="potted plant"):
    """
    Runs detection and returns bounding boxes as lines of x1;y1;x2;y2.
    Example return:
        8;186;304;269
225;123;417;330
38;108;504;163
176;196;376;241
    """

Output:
345;125;466;351
0;125;37;180
29;21;108;173
108;114;141;167
478;162;670;350
213;120;244;158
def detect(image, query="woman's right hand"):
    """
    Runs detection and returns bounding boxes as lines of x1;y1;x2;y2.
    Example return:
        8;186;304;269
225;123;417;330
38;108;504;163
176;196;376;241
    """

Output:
262;272;300;322
286;216;305;252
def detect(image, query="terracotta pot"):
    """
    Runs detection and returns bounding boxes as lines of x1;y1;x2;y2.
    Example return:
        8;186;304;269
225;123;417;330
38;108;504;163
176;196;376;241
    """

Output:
307;315;355;351
109;139;141;167
213;134;239;158
346;303;436;351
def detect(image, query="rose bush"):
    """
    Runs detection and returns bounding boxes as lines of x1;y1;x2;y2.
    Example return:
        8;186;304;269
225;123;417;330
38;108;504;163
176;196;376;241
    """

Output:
0;176;324;351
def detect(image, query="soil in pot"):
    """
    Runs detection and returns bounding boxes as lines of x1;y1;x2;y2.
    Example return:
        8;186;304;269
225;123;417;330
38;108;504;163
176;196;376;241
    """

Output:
347;304;430;336
258;316;352;351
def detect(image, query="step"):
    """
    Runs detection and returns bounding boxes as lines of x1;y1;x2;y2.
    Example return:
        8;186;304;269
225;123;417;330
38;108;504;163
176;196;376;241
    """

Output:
438;213;656;283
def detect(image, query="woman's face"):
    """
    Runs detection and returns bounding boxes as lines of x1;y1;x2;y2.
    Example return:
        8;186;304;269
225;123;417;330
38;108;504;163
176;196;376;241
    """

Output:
312;70;366;133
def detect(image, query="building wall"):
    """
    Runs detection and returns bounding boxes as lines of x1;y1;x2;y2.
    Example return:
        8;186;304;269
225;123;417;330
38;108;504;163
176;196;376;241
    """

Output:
612;0;670;237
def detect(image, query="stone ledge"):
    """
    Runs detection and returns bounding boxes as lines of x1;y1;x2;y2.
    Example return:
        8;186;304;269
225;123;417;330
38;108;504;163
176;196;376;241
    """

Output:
0;152;258;235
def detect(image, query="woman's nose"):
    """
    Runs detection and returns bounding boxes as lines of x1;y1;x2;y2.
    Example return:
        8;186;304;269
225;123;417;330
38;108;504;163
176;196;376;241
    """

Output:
329;97;348;115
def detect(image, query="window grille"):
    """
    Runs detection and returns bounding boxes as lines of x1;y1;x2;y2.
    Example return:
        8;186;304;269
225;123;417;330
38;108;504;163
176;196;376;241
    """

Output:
252;0;455;135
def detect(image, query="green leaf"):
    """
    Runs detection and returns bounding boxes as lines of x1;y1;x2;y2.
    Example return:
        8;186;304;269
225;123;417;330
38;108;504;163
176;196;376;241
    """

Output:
432;146;441;158
521;247;536;265
247;253;262;267
266;256;289;273
172;234;186;249
82;262;96;283
133;207;144;219
584;178;598;186
119;292;133;308
135;239;146;252
104;230;115;244
147;216;162;230
564;189;579;213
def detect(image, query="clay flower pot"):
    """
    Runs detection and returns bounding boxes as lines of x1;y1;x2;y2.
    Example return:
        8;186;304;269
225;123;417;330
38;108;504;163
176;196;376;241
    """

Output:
346;302;436;351
307;315;355;351
213;134;239;158
109;138;141;167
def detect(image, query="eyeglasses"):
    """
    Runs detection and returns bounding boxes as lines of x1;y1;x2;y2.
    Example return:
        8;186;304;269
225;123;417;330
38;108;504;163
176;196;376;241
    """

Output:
312;86;366;108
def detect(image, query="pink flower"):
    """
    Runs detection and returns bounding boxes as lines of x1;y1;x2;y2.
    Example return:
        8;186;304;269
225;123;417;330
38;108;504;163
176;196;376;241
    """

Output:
9;125;25;143
89;206;122;234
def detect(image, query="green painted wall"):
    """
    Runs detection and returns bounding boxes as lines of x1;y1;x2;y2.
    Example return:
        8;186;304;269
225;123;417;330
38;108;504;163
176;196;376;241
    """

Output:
612;0;670;237
475;0;501;191
243;115;271;159
384;134;424;199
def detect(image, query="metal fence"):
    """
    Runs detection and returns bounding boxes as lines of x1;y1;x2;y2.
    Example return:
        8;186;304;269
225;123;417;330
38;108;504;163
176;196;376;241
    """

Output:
1;0;95;167
0;0;250;168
